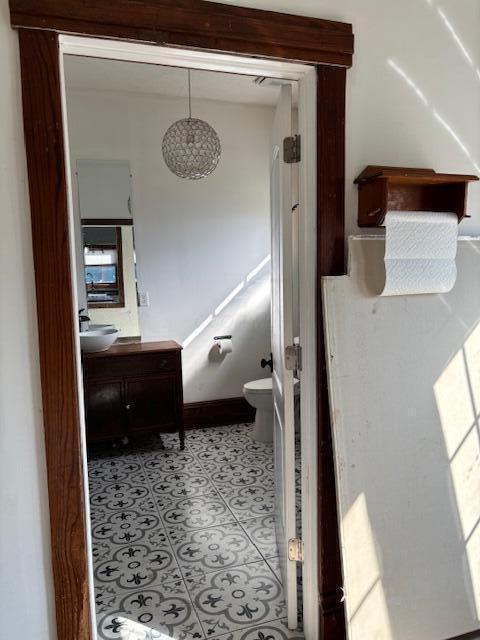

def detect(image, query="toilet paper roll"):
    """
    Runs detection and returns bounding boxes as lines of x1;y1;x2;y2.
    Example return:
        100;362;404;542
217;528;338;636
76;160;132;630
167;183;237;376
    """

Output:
381;211;458;296
215;338;233;354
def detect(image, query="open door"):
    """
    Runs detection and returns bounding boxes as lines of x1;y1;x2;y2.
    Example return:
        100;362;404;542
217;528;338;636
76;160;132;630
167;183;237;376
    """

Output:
271;84;299;629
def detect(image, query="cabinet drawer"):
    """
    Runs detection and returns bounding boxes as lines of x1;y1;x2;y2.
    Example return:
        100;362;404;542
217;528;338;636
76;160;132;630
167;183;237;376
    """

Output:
83;351;179;380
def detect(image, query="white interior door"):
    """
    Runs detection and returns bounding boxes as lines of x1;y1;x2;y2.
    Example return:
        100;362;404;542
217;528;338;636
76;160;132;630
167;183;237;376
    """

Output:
271;84;298;629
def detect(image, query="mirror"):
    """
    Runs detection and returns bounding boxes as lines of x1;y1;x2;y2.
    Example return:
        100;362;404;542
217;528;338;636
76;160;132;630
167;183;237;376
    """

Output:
75;158;141;338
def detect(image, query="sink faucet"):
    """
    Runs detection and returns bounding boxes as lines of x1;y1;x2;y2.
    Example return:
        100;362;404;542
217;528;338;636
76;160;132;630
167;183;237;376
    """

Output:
78;308;90;332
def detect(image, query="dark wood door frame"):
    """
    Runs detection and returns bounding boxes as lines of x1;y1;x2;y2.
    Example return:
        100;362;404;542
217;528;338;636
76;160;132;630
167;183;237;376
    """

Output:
10;1;353;639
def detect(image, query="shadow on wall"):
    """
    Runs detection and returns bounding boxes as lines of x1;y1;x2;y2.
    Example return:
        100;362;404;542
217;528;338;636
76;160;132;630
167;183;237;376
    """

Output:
181;255;271;402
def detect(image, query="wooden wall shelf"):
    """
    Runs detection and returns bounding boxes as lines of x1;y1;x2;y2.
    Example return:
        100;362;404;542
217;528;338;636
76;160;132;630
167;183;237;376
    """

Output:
354;166;478;227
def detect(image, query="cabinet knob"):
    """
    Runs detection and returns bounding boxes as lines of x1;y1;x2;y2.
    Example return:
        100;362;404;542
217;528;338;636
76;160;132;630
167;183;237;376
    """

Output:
126;404;131;410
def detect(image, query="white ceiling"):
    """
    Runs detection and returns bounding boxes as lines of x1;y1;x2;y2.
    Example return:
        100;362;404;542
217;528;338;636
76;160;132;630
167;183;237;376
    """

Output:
64;55;286;106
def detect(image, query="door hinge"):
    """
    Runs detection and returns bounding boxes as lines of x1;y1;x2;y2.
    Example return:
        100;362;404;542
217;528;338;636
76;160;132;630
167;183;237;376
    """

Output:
283;134;301;163
285;344;302;371
288;538;304;562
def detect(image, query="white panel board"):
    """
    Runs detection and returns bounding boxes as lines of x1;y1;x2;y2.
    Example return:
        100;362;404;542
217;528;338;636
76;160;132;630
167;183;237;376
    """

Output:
323;237;480;640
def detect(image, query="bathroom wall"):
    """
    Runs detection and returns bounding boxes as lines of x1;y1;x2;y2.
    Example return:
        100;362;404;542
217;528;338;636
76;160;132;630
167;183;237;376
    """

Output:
66;88;274;402
3;0;480;638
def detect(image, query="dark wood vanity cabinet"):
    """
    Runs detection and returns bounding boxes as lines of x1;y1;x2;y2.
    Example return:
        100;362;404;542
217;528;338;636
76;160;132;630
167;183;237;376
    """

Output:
82;340;184;447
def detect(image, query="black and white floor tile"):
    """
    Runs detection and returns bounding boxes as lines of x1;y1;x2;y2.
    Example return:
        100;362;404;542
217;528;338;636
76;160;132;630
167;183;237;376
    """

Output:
169;522;263;580
239;516;277;559
209;618;304;640
188;561;285;637
88;423;304;640
96;581;205;640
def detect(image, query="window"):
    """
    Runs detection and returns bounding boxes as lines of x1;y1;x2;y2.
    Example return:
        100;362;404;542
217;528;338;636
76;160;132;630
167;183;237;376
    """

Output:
82;226;124;307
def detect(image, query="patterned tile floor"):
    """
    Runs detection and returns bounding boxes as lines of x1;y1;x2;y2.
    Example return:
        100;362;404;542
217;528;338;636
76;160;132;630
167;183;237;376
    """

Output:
88;423;304;640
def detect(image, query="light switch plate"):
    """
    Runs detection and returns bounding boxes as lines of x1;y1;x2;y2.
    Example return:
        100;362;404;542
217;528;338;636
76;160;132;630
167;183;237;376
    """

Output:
138;291;150;307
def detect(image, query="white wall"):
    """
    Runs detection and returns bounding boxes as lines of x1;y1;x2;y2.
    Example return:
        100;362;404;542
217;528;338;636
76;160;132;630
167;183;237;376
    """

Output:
66;88;274;402
0;0;55;636
324;238;480;640
216;0;480;236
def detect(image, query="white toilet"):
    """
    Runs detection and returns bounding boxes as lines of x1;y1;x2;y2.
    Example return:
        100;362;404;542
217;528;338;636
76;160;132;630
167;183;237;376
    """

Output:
243;377;300;443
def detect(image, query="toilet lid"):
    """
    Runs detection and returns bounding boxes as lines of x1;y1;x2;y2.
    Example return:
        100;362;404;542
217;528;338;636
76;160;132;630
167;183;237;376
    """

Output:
243;377;272;394
243;377;299;395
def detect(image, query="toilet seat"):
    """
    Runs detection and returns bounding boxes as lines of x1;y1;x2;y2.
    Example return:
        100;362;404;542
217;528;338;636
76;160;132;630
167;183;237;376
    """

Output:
243;377;300;395
243;377;272;394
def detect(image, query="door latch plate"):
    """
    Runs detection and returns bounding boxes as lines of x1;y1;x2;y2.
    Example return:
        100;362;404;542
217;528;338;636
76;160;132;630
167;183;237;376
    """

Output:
288;538;304;562
283;134;301;163
285;344;302;371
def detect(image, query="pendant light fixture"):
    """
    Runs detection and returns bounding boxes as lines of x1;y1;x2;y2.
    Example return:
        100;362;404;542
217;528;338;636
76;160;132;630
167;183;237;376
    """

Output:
162;69;221;180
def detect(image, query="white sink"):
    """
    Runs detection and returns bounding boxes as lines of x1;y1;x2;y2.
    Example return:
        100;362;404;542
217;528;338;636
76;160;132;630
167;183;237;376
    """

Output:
88;323;116;332
80;328;119;353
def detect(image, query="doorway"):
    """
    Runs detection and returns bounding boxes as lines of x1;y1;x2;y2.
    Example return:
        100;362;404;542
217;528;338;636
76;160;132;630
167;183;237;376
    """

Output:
60;39;318;639
12;3;352;636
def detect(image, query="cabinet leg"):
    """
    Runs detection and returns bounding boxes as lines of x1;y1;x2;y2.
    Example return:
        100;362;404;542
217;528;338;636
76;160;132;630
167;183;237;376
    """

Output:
179;430;185;450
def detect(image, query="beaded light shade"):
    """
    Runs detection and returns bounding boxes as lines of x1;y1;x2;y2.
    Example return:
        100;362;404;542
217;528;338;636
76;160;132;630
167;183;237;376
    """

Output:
162;70;221;180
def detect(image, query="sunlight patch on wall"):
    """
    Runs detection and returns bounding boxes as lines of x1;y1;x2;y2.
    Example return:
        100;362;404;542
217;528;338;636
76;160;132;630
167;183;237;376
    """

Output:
460;325;480;615
182;314;213;348
181;257;271;390
433;111;480;174
342;493;393;640
182;255;271;350
434;322;480;618
437;8;473;65
387;60;428;106
247;254;271;282
387;59;480;174
424;2;480;82
434;349;475;459
214;282;245;316
246;279;270;314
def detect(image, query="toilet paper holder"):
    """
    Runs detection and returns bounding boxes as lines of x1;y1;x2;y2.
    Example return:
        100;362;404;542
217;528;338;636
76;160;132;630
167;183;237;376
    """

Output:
213;335;233;356
354;166;478;227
